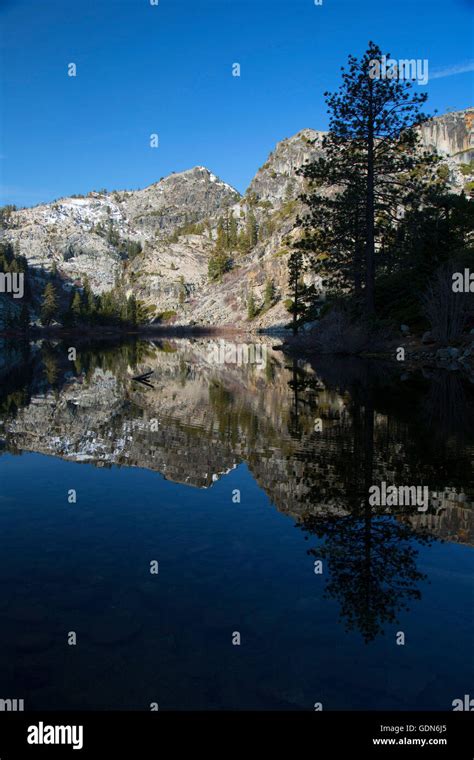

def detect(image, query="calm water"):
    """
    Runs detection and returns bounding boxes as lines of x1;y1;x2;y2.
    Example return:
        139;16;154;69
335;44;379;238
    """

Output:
0;337;472;710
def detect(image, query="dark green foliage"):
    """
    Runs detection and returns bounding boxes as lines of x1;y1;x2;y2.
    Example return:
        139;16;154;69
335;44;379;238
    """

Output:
208;250;233;281
286;251;318;334
264;278;276;309
437;164;450;180
459;161;474;176
70;291;83;324
208;210;239;280
299;41;434;316
166;219;205;243
247;290;257;320
40;282;59;326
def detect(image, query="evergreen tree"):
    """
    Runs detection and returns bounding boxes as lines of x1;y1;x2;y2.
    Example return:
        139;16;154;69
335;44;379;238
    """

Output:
215;219;226;252
286;251;316;334
107;220;120;247
300;41;434;315
246;210;258;250
71;291;83;324
229;212;238;250
264;278;275;309
127;294;138;326
298;181;366;301
40;282;59;326
82;279;96;323
247;289;257;320
208;250;232;281
208;217;233;280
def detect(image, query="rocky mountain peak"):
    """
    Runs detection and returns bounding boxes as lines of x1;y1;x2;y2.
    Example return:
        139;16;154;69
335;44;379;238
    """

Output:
0;110;471;328
246;128;326;207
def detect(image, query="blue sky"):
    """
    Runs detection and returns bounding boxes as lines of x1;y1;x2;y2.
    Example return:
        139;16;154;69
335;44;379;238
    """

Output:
0;0;473;207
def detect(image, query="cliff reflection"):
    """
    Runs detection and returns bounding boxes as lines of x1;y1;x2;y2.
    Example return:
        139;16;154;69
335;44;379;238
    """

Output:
0;337;472;642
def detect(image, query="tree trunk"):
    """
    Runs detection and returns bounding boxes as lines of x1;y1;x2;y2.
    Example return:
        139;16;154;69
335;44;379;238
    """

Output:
365;85;376;316
293;279;299;335
354;208;363;300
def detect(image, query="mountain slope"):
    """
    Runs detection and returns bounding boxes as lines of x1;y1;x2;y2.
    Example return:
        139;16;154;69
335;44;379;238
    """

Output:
1;109;472;330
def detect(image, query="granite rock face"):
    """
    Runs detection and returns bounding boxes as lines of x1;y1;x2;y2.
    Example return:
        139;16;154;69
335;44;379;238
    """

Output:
1;167;240;297
420;108;473;164
1;111;472;329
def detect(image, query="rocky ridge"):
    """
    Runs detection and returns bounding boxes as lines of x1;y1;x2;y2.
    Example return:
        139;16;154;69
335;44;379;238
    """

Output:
1;110;472;330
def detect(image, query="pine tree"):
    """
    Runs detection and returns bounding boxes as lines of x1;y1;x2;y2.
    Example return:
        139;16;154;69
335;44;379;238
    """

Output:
298;182;366;301
228;212;238;248
107;220;120;247
264;278;275;309
208;250;232;281
300;42;434;315
127;294;138;326
286;252;317;335
215;219;226;252
208;218;233;280
246;211;258;249
82;279;96;323
71;291;83;323
40;282;59;326
247;289;257;320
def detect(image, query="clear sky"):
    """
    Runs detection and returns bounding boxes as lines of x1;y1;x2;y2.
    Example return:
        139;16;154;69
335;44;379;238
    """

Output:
1;0;473;207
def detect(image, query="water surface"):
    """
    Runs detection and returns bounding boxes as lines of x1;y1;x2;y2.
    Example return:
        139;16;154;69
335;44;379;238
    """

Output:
0;337;472;710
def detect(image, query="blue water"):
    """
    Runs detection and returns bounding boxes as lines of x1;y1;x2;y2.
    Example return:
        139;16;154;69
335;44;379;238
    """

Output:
0;339;472;710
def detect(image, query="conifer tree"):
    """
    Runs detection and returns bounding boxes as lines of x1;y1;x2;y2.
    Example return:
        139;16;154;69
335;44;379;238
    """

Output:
127;294;138;326
247;289;257;320
286;251;317;334
40;282;59;326
299;41;434;315
264;278;275;309
71;291;83;323
246;210;258;249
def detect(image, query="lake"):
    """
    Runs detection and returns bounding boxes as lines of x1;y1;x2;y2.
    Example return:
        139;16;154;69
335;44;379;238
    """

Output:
0;336;472;710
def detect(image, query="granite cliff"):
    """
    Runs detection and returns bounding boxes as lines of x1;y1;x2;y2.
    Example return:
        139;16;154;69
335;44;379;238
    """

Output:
1;110;472;331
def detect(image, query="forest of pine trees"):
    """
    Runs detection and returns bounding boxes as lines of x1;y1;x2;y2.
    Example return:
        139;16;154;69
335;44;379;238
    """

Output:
208;205;260;281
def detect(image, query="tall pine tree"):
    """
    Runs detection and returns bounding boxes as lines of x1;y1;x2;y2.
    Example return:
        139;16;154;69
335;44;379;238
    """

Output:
40;282;59;326
299;42;435;315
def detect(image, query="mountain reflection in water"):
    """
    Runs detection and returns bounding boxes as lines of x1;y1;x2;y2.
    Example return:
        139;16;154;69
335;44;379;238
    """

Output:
0;337;472;710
